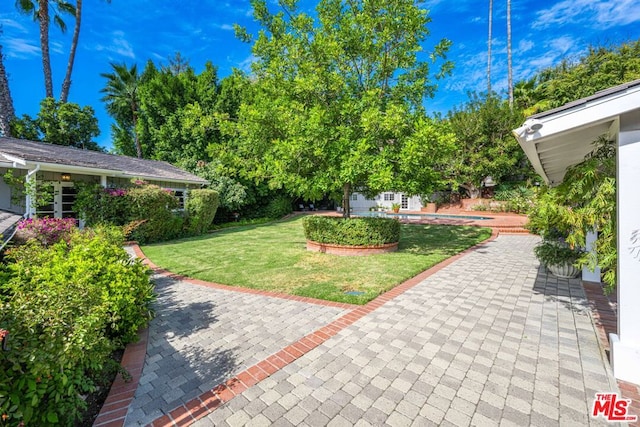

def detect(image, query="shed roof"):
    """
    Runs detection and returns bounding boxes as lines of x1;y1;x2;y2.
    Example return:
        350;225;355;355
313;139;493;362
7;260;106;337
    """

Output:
0;137;208;185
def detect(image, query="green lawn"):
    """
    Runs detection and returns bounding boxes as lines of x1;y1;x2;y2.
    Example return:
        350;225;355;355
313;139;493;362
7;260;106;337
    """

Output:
141;217;492;304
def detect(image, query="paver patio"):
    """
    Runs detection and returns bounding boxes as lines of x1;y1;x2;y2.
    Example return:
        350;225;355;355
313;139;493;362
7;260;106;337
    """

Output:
114;234;621;426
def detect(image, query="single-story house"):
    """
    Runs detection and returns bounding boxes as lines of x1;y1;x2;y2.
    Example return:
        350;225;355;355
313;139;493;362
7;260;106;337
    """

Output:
350;192;423;212
0;137;208;222
512;78;640;385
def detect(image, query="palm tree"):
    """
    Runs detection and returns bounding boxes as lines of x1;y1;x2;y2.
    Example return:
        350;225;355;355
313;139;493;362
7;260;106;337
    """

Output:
507;0;513;108
487;0;493;93
0;41;15;137
100;63;142;158
60;0;111;102
15;0;74;98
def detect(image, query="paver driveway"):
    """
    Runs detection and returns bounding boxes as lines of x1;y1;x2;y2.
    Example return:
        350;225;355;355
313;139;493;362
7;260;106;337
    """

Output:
124;235;618;426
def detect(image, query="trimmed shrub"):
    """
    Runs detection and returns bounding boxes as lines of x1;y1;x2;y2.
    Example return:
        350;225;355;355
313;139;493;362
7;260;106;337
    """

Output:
126;184;181;244
0;226;154;425
303;216;400;246
185;189;219;235
74;183;130;226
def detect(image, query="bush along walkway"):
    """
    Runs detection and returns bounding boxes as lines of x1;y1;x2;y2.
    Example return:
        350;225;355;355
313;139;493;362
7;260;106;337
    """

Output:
98;234;621;426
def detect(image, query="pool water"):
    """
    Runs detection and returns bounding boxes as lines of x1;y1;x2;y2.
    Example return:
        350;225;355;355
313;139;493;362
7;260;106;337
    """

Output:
354;211;492;221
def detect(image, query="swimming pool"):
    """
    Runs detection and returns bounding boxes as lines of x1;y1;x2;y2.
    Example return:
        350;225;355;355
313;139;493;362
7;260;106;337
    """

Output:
353;211;492;221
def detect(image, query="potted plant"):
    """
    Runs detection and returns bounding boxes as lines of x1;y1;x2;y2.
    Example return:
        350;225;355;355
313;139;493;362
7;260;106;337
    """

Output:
533;241;583;278
391;203;401;213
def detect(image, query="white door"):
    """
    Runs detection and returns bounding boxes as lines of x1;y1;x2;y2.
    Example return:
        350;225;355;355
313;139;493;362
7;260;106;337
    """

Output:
36;182;78;221
401;194;409;210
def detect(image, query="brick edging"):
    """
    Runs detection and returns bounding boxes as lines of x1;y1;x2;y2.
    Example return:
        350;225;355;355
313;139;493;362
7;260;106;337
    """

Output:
93;327;149;426
146;228;500;426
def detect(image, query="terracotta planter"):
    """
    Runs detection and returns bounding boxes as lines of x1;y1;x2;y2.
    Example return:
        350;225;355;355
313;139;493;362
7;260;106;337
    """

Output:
306;240;399;256
392;208;400;213
547;262;580;279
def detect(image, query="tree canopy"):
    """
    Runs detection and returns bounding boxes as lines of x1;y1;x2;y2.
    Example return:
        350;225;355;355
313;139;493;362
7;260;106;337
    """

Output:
11;97;101;150
233;0;454;216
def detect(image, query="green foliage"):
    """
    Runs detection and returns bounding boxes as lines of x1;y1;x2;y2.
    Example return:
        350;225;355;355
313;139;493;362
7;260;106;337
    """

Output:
302;216;400;246
234;0;454;216
185;189;219;235
492;185;533;213
126;184;181;244
0;226;153;425
73;183;130;226
527;137;616;292
261;195;293;220
518;40;640;115
533;240;583;266
10;98;101;150
446;93;530;197
74;181;191;243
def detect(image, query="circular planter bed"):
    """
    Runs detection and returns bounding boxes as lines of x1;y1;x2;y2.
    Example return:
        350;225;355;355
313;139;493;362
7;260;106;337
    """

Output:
306;240;399;256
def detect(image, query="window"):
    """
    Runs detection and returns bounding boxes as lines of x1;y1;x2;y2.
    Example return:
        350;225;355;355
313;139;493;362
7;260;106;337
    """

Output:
384;193;394;201
401;194;408;209
351;194;358;201
166;189;186;209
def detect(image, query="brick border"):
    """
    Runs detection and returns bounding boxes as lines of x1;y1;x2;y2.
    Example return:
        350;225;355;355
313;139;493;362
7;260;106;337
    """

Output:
581;281;639;426
143;228;499;426
93;327;148;426
306;240;399;255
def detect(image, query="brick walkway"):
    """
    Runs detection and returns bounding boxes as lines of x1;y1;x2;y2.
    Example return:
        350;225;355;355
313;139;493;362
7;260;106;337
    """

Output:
110;235;624;426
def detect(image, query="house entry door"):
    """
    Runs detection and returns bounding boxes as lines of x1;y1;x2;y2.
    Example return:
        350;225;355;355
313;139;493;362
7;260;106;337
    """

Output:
35;182;78;220
401;195;409;210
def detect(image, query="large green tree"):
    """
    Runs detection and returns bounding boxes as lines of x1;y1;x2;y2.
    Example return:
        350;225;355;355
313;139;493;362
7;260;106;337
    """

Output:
446;93;528;198
100;63;142;157
234;0;453;217
11;97;100;150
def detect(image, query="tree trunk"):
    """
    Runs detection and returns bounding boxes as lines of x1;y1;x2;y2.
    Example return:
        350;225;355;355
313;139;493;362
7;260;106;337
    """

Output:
461;183;481;199
342;183;351;218
39;0;54;99
61;0;81;102
487;0;493;93
507;0;513;108
0;43;15;137
132;107;142;158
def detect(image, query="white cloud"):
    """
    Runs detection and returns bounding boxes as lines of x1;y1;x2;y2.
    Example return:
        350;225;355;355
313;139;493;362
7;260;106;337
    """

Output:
518;39;534;53
533;0;640;30
237;54;256;74
3;37;40;59
0;18;28;33
93;30;135;59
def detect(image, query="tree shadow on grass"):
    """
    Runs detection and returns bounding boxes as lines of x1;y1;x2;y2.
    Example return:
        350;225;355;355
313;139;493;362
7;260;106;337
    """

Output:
398;224;492;256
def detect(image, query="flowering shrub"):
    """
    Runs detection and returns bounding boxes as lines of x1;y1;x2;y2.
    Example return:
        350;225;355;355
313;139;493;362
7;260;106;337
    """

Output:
0;226;154;425
15;217;76;246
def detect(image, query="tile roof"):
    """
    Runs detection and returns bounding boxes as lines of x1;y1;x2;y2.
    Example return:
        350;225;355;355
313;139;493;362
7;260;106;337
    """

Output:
0;137;208;184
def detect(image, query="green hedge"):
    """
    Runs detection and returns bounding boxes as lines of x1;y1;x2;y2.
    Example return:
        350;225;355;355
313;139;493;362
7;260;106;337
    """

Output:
0;226;154;425
185;189;219;235
302;216;400;246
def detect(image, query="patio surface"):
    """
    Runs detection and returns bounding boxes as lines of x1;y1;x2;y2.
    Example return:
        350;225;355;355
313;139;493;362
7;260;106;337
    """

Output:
100;234;625;426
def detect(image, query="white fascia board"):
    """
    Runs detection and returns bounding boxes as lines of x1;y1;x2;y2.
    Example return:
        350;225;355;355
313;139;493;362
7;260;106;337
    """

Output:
513;129;550;184
0;152;27;166
24;161;119;176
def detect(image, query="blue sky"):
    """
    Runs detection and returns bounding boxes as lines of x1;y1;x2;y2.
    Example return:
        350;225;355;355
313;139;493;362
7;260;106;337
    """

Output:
1;0;640;150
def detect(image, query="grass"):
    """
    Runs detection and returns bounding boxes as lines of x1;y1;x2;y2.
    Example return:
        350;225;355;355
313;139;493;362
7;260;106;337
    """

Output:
141;216;492;304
